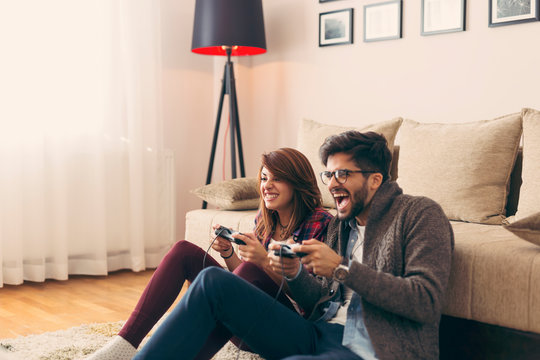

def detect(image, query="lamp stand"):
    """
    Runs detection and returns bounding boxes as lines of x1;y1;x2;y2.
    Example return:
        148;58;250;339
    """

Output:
202;47;246;209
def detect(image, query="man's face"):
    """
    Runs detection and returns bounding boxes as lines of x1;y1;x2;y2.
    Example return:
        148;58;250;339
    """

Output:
325;153;371;221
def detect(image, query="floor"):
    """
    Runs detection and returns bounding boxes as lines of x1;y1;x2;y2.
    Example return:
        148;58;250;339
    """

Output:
0;270;186;339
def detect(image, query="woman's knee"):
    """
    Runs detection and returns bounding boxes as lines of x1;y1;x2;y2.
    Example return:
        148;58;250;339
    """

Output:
164;240;203;262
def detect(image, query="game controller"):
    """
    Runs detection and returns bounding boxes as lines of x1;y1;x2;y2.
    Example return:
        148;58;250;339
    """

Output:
214;226;246;245
274;243;307;258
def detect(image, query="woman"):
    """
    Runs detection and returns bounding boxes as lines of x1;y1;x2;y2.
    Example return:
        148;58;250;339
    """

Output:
89;148;332;360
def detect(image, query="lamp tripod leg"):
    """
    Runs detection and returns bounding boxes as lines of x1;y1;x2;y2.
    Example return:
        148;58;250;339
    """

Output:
227;58;246;178
228;63;238;179
201;54;247;208
202;65;227;209
229;68;246;178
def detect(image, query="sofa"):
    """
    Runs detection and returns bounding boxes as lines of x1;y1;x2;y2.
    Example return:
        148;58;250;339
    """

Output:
186;108;540;359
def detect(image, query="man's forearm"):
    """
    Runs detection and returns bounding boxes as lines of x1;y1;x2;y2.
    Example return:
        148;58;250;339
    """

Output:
286;266;328;315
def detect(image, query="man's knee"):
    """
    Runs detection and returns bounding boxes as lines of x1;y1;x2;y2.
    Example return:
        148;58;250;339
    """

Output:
195;267;257;305
195;267;233;292
199;265;227;277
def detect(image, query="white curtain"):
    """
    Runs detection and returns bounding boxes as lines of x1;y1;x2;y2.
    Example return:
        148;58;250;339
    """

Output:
0;1;175;286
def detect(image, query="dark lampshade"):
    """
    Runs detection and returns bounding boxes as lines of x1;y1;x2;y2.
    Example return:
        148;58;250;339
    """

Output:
191;0;266;56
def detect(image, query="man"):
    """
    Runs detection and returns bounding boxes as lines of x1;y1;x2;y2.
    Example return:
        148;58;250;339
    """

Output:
134;131;453;360
280;131;455;359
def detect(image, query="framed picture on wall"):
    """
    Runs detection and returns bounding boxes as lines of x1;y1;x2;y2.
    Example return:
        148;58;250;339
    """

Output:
489;0;540;27
319;8;353;47
421;0;466;36
319;0;343;3
364;0;402;42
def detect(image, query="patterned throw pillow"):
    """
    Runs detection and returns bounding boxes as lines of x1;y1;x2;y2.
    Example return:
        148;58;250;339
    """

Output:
191;177;259;210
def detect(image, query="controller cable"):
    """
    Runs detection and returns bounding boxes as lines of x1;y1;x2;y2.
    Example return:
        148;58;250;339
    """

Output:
203;236;289;360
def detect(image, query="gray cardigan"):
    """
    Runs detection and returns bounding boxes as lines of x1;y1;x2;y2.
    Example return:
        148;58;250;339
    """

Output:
287;181;454;360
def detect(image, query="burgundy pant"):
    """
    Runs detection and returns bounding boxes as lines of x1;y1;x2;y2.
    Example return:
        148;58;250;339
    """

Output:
119;240;294;359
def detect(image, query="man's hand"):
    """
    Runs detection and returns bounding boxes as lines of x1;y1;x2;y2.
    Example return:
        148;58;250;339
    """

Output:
267;241;302;278
295;239;342;278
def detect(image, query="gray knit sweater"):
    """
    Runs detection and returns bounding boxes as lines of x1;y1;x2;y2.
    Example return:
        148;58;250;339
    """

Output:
287;181;454;360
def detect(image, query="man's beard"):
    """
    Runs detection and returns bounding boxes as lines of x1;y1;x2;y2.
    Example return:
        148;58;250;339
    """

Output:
337;182;369;221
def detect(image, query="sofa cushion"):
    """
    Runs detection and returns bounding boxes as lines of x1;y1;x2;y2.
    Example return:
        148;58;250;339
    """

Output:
444;221;540;334
397;115;522;224
516;108;540;219
297;118;403;208
504;212;540;247
190;177;259;210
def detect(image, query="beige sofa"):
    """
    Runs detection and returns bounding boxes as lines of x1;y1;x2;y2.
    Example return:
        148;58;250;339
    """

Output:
186;109;540;359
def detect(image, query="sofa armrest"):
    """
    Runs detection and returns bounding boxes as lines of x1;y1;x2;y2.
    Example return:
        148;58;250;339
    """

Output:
185;209;258;266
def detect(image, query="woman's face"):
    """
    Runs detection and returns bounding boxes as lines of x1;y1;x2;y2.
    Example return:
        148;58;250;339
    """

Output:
260;167;294;214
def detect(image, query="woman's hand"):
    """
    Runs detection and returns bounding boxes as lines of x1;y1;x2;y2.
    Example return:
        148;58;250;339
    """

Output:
211;224;234;257
234;232;268;267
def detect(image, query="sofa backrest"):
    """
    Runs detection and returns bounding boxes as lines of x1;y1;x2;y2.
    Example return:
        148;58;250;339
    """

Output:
390;146;523;218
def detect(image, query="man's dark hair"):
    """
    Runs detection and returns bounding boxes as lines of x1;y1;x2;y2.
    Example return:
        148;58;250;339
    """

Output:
319;131;392;182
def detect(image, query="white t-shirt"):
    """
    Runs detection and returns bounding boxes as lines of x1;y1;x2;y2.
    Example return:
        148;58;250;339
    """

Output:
328;225;365;325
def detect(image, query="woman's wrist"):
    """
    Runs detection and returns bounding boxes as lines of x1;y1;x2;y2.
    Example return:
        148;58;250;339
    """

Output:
220;247;234;259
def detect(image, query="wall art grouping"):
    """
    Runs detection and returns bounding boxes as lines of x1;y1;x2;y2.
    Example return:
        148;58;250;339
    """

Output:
318;0;539;47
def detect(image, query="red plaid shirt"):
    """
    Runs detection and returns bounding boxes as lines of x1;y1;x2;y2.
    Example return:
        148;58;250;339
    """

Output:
255;207;333;249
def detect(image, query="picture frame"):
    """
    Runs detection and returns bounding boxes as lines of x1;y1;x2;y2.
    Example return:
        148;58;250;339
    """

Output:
421;0;466;36
489;0;540;27
364;0;402;42
319;8;353;47
319;0;342;3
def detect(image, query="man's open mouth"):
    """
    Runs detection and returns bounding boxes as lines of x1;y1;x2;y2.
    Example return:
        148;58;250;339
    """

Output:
332;191;350;210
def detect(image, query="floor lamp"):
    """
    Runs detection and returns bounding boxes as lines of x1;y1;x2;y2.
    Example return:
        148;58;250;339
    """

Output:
191;0;266;209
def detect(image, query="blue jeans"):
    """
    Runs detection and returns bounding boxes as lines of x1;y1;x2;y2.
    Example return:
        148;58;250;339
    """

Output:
133;267;362;360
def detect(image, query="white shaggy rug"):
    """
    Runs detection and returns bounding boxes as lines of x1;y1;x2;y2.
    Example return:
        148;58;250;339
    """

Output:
0;321;263;360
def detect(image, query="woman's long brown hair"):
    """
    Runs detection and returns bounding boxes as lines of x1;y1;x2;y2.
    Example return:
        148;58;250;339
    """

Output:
254;148;322;241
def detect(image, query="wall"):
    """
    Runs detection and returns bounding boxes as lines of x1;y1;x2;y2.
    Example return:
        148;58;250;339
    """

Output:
164;0;540;238
234;0;540;175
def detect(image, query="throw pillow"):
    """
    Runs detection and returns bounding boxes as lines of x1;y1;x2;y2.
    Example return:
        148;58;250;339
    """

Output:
191;177;259;210
397;114;522;224
515;108;540;219
297;118;403;208
504;212;540;247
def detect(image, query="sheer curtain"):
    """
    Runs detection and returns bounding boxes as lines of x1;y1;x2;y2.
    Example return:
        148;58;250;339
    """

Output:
0;0;175;286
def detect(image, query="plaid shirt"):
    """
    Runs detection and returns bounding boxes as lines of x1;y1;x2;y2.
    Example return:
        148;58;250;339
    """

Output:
255;207;333;249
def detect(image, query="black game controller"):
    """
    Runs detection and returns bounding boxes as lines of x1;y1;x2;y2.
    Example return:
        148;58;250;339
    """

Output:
274;243;307;258
214;226;246;245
